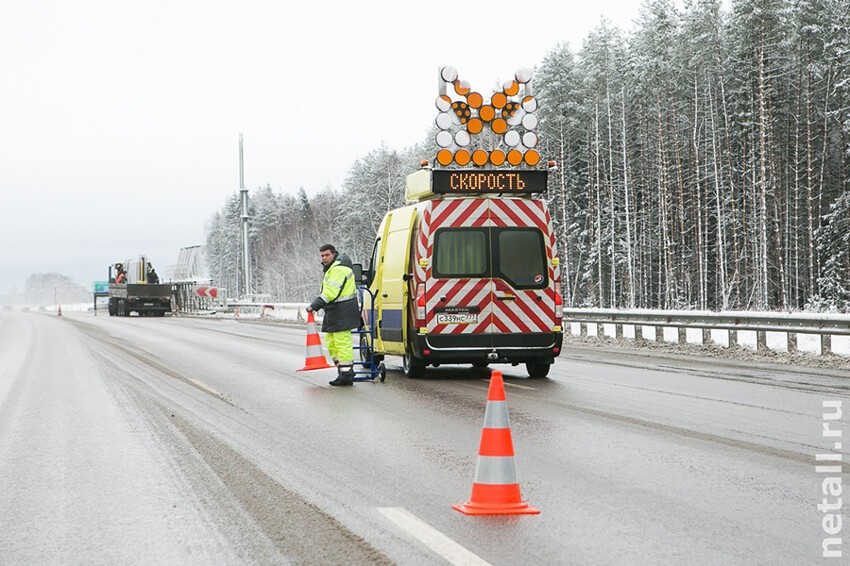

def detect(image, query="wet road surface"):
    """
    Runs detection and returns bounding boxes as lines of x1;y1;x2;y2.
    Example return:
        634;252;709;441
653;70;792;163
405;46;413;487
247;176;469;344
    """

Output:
1;311;847;564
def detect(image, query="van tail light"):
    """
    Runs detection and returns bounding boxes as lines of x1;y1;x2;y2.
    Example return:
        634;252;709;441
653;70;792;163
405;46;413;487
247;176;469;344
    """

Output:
554;281;563;321
415;283;426;326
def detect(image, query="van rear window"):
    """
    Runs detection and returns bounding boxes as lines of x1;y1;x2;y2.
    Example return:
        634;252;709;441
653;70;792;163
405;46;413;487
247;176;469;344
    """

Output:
495;229;547;289
433;227;548;289
433;229;488;277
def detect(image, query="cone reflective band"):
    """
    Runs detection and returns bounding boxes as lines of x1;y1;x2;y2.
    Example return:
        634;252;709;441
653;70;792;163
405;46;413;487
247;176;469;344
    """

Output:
454;371;539;515
296;311;334;371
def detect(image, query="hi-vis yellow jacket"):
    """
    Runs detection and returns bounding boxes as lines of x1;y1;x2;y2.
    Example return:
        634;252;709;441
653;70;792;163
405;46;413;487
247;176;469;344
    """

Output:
309;255;359;332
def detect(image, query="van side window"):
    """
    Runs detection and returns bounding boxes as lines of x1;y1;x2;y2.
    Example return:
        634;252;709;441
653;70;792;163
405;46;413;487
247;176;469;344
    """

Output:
494;228;547;289
434;229;488;277
370;238;381;273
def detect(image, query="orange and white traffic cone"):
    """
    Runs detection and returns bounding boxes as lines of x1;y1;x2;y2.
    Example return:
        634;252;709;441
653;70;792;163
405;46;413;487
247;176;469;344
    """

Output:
296;311;334;372
453;370;539;515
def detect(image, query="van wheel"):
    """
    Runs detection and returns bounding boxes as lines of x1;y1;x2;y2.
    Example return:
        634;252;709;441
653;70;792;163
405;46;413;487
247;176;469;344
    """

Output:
359;334;370;362
526;362;551;378
403;350;426;379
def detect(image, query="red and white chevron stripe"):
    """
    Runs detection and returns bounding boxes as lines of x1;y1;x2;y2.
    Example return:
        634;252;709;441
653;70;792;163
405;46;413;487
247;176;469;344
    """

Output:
416;197;558;336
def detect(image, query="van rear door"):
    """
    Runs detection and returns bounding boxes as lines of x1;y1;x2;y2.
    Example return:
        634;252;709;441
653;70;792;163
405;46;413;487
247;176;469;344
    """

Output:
426;198;555;347
427;199;495;347
487;198;556;337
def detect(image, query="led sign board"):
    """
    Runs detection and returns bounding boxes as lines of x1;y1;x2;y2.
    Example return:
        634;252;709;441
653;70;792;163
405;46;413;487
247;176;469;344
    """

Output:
431;170;547;194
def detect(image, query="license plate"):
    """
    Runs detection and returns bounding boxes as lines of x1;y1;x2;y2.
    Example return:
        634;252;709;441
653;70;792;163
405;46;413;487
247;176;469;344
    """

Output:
436;313;478;325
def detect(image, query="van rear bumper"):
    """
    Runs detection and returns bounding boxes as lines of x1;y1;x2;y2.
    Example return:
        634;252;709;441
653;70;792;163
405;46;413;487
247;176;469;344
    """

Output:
415;332;563;364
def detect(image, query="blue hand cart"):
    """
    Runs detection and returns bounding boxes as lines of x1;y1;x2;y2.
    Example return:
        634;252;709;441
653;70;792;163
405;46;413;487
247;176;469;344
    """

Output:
352;286;386;382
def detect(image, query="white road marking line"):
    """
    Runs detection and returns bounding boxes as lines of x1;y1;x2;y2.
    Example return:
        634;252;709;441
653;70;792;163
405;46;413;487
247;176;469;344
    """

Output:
479;379;537;391
188;378;221;397
377;507;492;566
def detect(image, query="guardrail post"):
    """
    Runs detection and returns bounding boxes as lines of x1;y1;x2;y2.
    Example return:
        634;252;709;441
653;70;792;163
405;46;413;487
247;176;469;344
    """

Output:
821;334;832;356
728;329;737;347
655;326;664;343
563;322;572;336
757;331;767;351
678;327;687;345
596;323;605;341
787;332;797;354
634;325;644;343
702;328;711;345
580;323;587;337
615;324;623;340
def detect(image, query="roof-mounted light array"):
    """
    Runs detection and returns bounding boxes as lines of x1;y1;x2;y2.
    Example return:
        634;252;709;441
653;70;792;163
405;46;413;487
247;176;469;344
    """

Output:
434;66;540;169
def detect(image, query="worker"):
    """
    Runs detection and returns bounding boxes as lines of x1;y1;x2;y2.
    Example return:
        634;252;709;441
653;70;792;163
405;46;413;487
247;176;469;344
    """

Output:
147;265;159;284
307;244;359;386
115;263;126;284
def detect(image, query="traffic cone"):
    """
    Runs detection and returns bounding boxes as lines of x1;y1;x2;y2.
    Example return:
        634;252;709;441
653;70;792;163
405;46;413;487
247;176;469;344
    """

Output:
453;370;539;515
296;311;334;371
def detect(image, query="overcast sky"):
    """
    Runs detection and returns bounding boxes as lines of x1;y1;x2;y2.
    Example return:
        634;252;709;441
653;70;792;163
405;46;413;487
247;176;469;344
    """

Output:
0;0;643;295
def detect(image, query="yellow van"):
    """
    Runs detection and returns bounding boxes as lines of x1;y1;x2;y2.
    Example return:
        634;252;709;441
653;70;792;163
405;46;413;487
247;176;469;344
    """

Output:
359;167;563;378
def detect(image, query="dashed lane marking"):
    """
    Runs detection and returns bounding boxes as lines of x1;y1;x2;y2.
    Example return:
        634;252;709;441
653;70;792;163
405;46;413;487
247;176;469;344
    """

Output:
377;507;492;566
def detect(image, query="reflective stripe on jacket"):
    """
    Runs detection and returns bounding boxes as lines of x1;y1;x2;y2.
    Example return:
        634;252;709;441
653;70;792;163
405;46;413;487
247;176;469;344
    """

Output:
321;260;355;304
310;258;360;333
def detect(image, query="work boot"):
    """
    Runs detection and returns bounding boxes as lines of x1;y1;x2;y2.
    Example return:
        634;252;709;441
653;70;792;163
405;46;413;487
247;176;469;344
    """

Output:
329;366;354;386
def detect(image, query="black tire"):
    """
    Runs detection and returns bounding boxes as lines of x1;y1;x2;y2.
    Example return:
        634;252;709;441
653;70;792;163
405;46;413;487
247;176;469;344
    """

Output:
526;362;551;378
403;349;426;379
359;334;370;362
378;362;386;382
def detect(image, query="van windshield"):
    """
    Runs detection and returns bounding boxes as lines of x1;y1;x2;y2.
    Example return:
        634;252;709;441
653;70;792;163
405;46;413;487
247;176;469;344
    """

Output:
433;227;547;289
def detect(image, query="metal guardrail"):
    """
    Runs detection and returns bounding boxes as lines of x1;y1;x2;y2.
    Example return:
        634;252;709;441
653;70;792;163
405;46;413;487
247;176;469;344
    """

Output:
562;309;850;356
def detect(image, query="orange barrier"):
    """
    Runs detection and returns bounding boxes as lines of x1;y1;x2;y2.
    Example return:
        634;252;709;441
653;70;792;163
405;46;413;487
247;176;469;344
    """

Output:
296;311;334;371
453;370;539;515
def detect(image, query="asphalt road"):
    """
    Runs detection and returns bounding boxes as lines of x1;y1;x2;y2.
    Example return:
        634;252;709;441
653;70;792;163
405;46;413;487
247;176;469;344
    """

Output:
1;311;847;565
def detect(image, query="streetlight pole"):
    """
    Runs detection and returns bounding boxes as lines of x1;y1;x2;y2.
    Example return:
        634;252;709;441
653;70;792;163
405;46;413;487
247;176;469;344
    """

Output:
239;134;252;301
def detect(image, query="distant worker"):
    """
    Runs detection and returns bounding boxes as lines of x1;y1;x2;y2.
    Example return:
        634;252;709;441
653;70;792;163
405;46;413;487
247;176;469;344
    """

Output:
115;263;126;284
147;265;159;284
307;244;358;386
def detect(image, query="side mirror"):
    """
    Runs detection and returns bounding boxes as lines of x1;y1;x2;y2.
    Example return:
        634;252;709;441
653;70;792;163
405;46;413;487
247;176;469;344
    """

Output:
352;263;363;285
